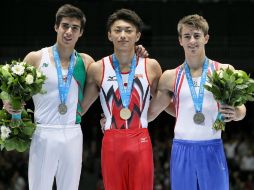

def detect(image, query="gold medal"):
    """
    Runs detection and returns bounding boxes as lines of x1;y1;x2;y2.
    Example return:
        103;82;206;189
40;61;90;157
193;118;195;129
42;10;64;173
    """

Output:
58;103;67;115
193;112;205;124
120;108;131;120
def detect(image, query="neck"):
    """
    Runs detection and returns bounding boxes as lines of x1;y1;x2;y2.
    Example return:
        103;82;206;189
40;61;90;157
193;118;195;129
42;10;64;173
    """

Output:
185;54;206;70
185;55;207;77
54;43;75;68
114;49;135;71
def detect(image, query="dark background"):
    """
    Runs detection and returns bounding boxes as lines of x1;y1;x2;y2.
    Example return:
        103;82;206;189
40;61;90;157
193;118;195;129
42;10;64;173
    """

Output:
0;0;254;189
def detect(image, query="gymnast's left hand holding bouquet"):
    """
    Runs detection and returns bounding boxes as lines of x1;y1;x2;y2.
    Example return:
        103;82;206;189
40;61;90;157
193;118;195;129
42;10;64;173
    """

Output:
0;60;46;152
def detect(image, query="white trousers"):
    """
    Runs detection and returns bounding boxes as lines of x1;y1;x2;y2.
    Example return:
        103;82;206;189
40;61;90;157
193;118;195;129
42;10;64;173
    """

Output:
28;124;83;190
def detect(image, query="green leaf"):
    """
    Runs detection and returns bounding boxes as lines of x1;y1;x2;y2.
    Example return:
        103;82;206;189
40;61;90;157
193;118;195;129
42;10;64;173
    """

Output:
0;110;9;120
16;139;29;152
13;128;19;135
0;91;10;100
10;97;23;110
222;71;230;81
235;78;243;84
236;84;249;90
4;138;17;151
22;123;36;136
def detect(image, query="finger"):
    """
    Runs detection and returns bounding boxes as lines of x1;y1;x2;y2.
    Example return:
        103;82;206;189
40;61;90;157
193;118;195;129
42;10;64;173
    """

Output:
222;113;233;122
136;46;142;55
220;104;234;110
144;51;149;57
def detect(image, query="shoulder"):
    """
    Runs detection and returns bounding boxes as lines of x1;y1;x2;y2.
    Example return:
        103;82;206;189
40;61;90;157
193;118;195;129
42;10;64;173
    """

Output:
86;59;104;85
159;68;178;92
88;59;103;74
161;69;176;81
145;58;160;68
145;58;162;74
78;53;95;69
23;50;43;68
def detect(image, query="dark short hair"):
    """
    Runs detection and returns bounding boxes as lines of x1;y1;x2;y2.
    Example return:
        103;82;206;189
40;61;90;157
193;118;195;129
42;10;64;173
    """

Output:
107;8;143;32
55;4;86;31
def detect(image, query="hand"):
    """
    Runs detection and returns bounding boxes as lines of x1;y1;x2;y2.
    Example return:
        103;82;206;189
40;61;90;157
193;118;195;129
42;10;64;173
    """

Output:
135;45;149;58
2;100;25;114
100;113;106;133
219;104;237;122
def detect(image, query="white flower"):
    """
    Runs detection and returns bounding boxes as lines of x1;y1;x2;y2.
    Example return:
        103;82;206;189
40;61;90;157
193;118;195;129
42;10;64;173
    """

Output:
2;64;10;71
36;70;42;78
11;64;25;76
27;66;34;71
25;74;34;84
1;125;11;141
18;62;27;66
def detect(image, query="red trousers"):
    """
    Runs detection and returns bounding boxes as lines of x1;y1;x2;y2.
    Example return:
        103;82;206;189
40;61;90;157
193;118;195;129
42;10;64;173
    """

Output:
101;128;154;190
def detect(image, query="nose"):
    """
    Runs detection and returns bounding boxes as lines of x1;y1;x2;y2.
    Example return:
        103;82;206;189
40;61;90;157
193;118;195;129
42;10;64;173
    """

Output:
66;27;73;34
189;35;196;43
120;31;126;39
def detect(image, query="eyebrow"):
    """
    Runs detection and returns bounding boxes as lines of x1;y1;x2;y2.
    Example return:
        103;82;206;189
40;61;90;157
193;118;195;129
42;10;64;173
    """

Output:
183;32;202;36
114;26;133;29
61;22;81;27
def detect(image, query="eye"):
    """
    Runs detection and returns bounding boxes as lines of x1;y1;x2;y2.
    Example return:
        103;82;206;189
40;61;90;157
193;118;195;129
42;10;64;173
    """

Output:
61;23;70;30
194;34;201;39
114;29;121;33
71;26;80;32
125;29;132;34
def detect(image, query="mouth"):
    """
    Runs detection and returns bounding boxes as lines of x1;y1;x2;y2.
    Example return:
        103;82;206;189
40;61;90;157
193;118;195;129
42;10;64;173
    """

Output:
188;45;198;49
63;36;72;42
118;40;128;43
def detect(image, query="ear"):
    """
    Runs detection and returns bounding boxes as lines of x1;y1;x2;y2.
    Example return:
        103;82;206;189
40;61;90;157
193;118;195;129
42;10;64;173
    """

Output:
108;31;112;41
204;34;209;44
54;24;58;32
178;36;183;46
79;29;84;37
135;32;141;42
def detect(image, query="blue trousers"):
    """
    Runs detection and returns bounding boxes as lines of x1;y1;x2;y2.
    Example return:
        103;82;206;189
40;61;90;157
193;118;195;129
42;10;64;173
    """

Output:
170;139;229;190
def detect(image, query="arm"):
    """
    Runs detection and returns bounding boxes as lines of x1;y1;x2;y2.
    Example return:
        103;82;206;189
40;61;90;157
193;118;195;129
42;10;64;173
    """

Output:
23;50;42;68
81;60;102;115
148;69;175;122
147;58;162;97
164;98;176;117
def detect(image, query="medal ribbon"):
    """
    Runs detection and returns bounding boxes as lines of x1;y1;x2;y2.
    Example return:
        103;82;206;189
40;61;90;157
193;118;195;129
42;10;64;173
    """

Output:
112;54;137;109
53;45;75;106
185;57;209;113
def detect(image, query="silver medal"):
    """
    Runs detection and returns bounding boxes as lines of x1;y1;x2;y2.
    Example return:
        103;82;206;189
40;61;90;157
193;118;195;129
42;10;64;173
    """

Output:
58;103;67;115
193;112;205;124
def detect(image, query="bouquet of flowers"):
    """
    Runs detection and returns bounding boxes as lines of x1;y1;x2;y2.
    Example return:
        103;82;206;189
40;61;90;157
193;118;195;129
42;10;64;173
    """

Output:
204;67;254;131
0;60;46;152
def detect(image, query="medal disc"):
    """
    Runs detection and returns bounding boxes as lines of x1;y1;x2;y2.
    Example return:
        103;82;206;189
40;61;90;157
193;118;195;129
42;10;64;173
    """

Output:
120;108;131;120
58;103;67;115
193;112;205;124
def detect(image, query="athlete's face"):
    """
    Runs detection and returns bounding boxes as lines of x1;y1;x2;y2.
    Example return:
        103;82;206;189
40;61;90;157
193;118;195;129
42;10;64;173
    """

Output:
179;24;209;57
55;17;83;48
108;20;141;51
